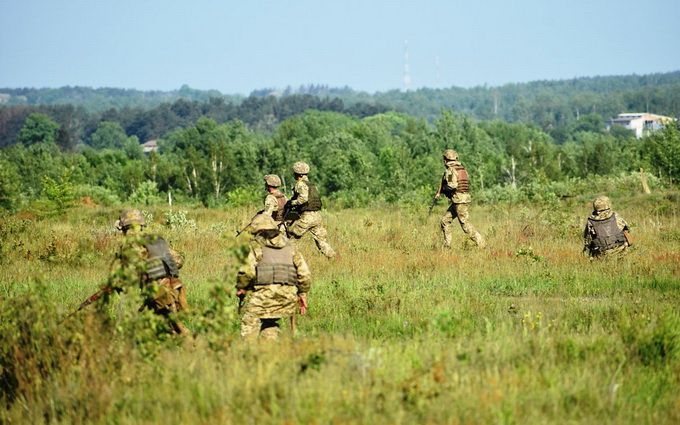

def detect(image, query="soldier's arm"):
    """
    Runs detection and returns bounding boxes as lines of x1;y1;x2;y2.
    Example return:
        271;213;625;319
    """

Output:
618;216;633;245
290;181;309;206
435;173;444;197
236;247;259;290
582;223;592;249
292;249;312;294
263;194;278;216
448;168;459;189
170;247;184;269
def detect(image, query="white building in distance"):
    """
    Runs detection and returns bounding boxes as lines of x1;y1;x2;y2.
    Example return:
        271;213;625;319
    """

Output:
606;113;676;138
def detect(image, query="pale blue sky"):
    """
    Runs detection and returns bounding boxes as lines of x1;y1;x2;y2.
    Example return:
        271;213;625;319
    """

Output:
1;0;678;94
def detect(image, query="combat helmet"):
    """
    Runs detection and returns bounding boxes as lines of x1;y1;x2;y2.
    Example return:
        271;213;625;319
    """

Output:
593;196;611;212
442;149;459;161
264;174;282;187
292;161;310;175
115;209;145;230
245;213;279;235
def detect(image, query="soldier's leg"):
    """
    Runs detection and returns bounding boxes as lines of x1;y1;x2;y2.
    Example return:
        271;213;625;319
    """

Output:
287;217;311;240
440;205;455;248
454;203;486;248
260;318;281;341
240;311;261;341
309;223;336;258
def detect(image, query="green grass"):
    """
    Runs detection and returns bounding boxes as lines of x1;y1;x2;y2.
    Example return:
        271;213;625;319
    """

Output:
1;192;679;424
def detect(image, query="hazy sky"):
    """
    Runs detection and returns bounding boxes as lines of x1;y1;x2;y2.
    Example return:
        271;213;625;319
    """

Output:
1;0;679;94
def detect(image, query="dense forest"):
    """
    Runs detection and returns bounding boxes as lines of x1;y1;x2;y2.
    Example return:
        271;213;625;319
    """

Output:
1;71;679;212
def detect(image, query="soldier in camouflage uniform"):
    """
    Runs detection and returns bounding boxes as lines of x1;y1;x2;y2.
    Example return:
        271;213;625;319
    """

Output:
263;174;287;226
285;161;336;258
434;149;486;248
108;209;189;335
583;196;632;258
236;213;312;341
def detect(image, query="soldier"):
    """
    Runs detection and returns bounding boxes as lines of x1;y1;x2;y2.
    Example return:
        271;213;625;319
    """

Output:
434;149;486;249
285;161;336;258
236;213;311;341
102;209;189;334
263;174;287;225
583;195;632;258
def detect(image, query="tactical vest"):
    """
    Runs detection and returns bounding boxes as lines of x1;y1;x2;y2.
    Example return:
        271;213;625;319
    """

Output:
256;244;297;285
293;182;322;212
588;214;626;253
441;163;470;197
144;235;180;280
273;192;287;222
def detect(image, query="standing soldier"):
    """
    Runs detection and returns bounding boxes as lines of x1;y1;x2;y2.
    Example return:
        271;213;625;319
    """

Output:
236;213;311;341
285;161;336;258
434;149;486;249
583;195;632;258
263;174;287;226
75;209;189;335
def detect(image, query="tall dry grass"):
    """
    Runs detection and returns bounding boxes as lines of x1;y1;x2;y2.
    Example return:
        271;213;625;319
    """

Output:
1;191;679;424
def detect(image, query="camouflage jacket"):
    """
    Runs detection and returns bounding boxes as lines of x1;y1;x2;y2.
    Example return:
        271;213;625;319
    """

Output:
108;228;184;293
236;233;311;318
441;161;471;204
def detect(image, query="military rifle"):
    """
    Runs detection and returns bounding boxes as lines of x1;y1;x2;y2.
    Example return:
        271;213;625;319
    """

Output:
428;197;439;216
235;211;264;237
66;285;119;318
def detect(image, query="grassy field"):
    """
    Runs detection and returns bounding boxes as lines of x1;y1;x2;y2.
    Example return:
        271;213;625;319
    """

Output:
1;191;679;424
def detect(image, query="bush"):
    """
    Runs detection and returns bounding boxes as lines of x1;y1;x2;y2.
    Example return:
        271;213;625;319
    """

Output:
128;180;163;206
74;184;121;206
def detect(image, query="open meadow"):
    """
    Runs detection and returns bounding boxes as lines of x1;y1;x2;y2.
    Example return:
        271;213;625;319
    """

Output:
1;190;679;424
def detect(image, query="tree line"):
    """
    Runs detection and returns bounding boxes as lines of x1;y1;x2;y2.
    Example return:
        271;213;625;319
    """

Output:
1;107;678;212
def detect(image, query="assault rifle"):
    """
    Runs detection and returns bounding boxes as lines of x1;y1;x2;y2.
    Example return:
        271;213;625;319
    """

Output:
235;211;264;237
428;197;439;216
67;285;120;318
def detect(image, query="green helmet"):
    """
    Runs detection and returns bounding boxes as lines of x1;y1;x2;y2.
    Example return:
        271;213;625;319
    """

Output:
264;174;282;187
593;196;611;212
245;213;279;235
293;161;310;175
115;209;145;230
443;149;458;161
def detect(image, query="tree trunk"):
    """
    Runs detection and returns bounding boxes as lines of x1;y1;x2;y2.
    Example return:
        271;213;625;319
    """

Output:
639;168;651;194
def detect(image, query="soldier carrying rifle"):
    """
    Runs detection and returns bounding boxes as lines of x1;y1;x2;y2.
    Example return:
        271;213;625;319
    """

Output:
284;161;336;259
434;149;486;249
236;213;311;341
73;209;189;335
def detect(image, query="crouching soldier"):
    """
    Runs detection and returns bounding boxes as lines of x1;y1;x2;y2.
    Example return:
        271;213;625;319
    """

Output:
583;196;632;258
236;213;311;341
78;209;190;335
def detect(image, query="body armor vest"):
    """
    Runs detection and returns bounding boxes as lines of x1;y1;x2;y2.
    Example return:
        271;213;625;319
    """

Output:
144;235;180;280
256;244;297;285
588;214;626;253
442;163;470;197
293;182;322;212
273;192;287;222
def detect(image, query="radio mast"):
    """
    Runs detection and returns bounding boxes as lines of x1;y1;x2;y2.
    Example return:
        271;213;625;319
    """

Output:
403;40;412;92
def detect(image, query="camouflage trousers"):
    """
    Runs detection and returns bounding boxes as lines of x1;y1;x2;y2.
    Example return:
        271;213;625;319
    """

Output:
440;202;485;248
241;314;288;341
287;211;336;258
240;284;298;341
589;243;628;259
145;277;190;335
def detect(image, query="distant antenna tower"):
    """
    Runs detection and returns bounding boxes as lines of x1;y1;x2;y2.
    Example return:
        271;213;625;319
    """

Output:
403;40;412;92
435;55;441;87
